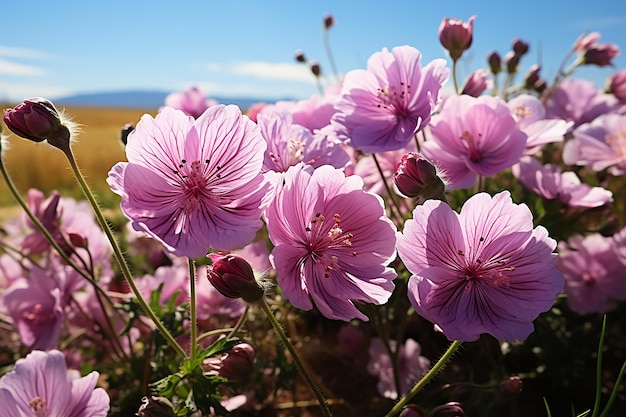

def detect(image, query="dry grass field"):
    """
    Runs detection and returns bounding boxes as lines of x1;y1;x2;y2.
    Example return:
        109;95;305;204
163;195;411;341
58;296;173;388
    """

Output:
0;104;156;220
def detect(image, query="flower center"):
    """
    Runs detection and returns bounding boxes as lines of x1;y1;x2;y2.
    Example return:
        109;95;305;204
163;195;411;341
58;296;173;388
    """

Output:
22;303;53;325
268;138;305;171
606;130;626;159
376;82;411;118
460;130;482;162
305;213;356;277
171;158;221;214
513;104;532;123
457;248;514;289
30;397;46;417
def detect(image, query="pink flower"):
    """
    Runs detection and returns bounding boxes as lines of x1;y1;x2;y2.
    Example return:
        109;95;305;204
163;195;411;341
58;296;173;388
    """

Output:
397;191;563;341
265;164;397;321
507;94;571;154
107;105;268;259
163;85;218;118
331;45;449;152
421;95;527;189
574;32;620;67
557;234;626;314
0;350;109;417
461;68;491;97
512;156;613;208
574;32;602;53
613;226;626;265
563;113;626;175
438;15;476;61
367;338;430;399
257;110;349;173
608;69;626;103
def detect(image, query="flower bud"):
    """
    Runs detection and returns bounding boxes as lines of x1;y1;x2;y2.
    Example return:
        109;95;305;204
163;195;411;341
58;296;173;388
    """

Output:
394;152;446;201
310;61;321;77
220;343;255;381
500;376;523;395
137;396;176;417
512;38;529;57
438;15;476;61
504;51;520;74
324;14;334;30
461;69;491;97
430;402;464;417
294;50;307;63
523;64;542;89
607;69;626;102
573;32;601;53
583;43;620;67
487;51;501;75
207;253;264;303
399;405;425;417
3;97;72;152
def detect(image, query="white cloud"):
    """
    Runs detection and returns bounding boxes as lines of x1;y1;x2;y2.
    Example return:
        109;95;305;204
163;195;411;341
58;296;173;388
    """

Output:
0;81;73;103
230;61;316;84
203;62;222;72
0;59;46;76
0;45;54;60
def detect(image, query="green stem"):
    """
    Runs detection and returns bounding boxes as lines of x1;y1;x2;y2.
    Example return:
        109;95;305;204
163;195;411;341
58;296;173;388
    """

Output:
227;304;249;339
260;300;332;417
591;315;607;417
188;258;197;358
384;340;463;417
323;30;340;83
452;59;460;94
372;153;403;225
63;147;187;359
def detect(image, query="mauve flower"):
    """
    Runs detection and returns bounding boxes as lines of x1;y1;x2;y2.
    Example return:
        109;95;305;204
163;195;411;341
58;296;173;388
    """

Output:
107;105;268;259
331;45;449;153
421;95;527;189
397;191;563;341
0;350;109;417
507;94;571;154
557;234;626;314
613;227;626;265
163;86;218;119
512;156;613;208
563;113;626;175
137;264;189;306
257;110;349;173
367;338;430;399
438;16;476;61
607;69;626;103
265;164;397;321
393;152;446;200
574;32;602;53
461;69;491;97
545;78;620;128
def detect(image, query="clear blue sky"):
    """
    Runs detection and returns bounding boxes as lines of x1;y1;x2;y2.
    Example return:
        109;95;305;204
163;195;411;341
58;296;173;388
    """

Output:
1;1;625;103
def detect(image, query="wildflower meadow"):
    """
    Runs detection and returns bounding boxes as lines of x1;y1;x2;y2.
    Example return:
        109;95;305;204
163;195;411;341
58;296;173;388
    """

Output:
2;13;626;417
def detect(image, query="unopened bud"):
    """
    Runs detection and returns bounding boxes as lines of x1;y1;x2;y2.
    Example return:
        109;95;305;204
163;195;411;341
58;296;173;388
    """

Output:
295;50;307;63
438;15;476;62
137;396;176;417
394;152;446;201
504;51;520;74
523;64;542;90
487;51;502;75
3;97;72;152
512;38;529;57
583;43;620;67
461;69;491;97
324;14;334;30
310;61;321;77
607;69;626;102
399;405;425;417
500;376;523;395
207;253;264;303
430;402;464;417
120;123;134;146
220;343;255;381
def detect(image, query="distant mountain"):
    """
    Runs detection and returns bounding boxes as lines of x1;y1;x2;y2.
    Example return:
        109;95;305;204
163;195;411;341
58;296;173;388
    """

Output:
53;90;292;110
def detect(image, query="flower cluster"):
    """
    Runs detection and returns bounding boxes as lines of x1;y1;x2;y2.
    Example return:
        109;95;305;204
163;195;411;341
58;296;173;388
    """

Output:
1;12;625;417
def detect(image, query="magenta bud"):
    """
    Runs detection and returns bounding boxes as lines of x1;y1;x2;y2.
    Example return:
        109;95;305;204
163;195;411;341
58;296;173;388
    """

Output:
607;69;626;102
430;402;464;417
324;14;334;30
461;69;491;97
137;396;176;417
487;51;502;75
310;61;321;77
399;405;425;417
394;152;445;200
438;15;476;61
207;253;264;303
523;64;542;89
583;43;620;67
574;32;601;53
294;50;307;63
220;343;255;381
512;38;529;56
504;51;520;74
500;376;523;395
3;97;71;151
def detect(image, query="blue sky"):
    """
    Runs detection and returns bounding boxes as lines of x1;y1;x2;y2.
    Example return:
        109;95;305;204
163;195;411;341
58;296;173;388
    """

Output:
1;1;625;103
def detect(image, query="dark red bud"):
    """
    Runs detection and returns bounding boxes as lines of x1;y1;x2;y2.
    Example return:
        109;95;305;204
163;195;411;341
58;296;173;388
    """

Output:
207;254;264;303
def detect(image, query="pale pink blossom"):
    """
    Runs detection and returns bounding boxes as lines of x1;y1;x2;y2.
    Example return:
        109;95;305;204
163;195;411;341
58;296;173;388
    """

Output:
331;45;449;152
507;94;571;154
367;338;430;399
557;234;626;314
163;85;218;118
265;164;397;321
421;95;527;189
512;156;613;208
108;105;268;259
397;191;563;341
0;350;109;417
563;113;626;175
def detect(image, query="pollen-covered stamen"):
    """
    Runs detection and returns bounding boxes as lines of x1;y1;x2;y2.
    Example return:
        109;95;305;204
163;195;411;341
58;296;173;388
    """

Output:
462;254;515;289
179;160;210;214
513;104;532;123
30;397;46;417
460;130;482;162
305;213;355;277
606;130;626;159
269;138;305;170
22;303;53;324
375;82;412;117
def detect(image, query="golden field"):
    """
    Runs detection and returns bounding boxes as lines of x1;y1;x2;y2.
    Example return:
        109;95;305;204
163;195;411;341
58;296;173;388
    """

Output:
0;105;156;218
